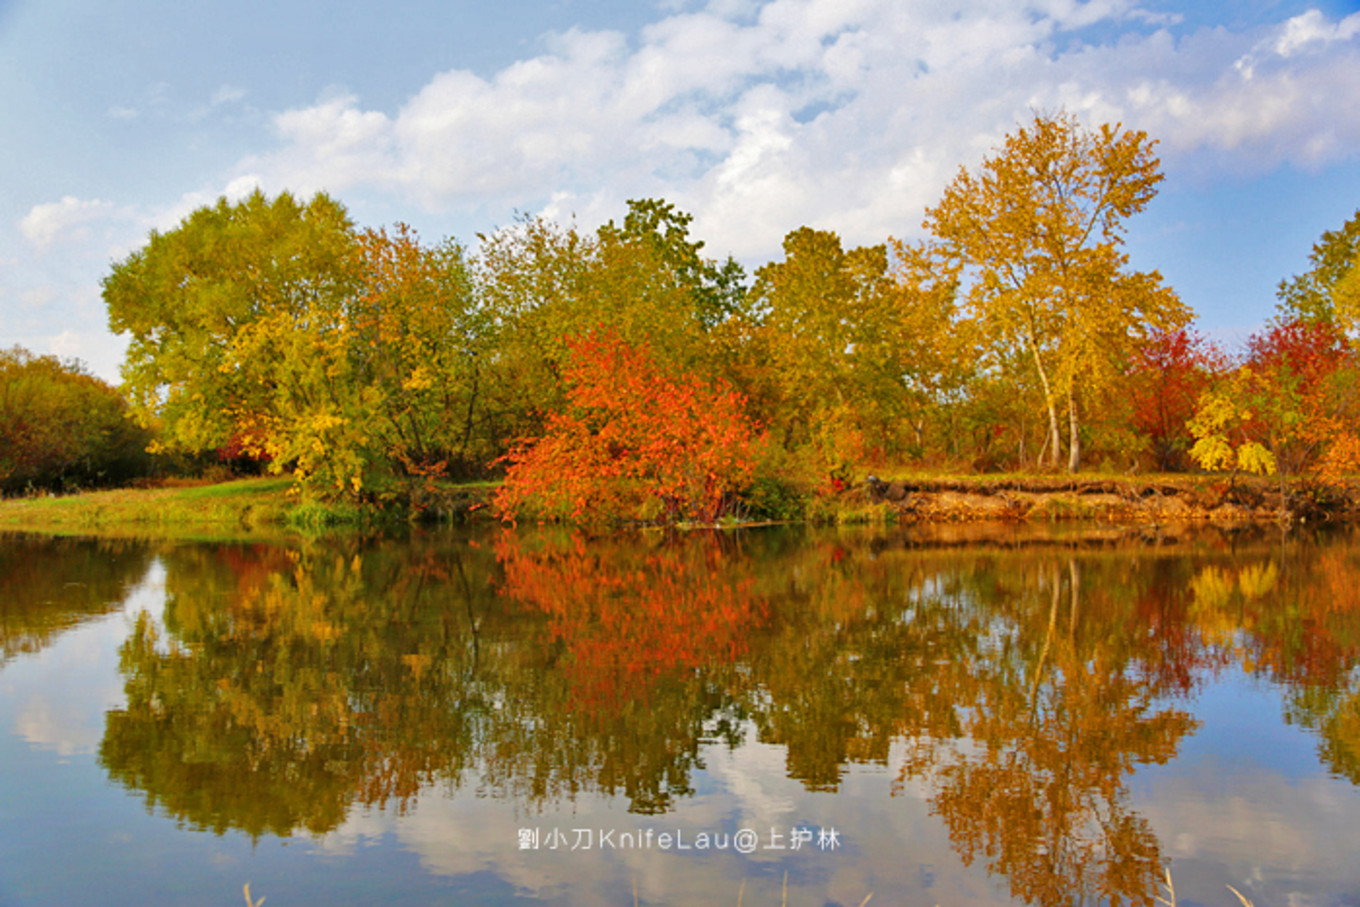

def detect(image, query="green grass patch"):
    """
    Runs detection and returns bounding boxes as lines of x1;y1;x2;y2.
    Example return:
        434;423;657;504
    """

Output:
174;477;294;500
0;477;297;536
0;475;500;538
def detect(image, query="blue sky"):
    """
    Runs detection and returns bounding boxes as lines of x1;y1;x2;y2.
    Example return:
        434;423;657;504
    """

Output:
3;0;1360;381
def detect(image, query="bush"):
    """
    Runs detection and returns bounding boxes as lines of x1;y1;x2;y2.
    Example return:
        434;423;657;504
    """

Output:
741;475;807;521
493;330;765;525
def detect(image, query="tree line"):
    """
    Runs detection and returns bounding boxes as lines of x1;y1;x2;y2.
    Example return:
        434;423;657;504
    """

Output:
5;111;1358;514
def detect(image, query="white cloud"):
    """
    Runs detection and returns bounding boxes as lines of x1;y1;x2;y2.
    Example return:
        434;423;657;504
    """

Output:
1273;8;1360;58
211;84;247;106
19;196;116;249
223;2;1359;259
33;329;131;380
6;562;161;755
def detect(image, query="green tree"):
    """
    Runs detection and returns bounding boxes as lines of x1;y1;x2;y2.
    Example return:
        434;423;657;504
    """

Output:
104;190;359;458
475;199;741;448
745;227;919;463
105;191;485;501
597;198;746;331
925;111;1187;472
230;223;482;499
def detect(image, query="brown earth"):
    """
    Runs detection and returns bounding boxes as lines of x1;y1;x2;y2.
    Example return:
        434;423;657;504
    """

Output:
861;475;1359;525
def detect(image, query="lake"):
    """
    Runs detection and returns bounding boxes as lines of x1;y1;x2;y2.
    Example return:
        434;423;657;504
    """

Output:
1;523;1359;906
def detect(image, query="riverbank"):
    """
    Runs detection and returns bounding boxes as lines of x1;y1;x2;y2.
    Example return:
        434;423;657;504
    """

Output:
847;473;1359;525
2;473;1354;537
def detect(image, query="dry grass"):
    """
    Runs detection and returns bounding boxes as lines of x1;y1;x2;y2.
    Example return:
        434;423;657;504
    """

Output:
628;873;874;906
1157;867;1259;907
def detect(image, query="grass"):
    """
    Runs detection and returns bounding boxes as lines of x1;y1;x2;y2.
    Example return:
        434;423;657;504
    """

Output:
0;474;502;538
1157;867;1258;907
0;477;297;536
3;466;1335;538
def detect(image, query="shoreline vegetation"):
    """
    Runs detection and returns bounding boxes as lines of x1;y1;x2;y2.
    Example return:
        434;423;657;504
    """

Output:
1;471;1354;538
4;117;1358;525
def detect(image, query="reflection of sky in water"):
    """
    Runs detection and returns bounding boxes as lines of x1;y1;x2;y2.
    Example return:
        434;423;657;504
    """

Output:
3;558;164;756
1133;673;1360;905
2;536;1360;906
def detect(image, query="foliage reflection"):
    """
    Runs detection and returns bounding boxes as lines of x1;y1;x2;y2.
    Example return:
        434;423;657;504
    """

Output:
0;533;153;665
71;526;1360;905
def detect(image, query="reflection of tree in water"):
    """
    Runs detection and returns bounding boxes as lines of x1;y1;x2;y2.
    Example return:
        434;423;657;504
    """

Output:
98;530;766;836
0;533;154;665
738;538;1213;906
88;526;1360;903
489;529;765;813
1186;530;1360;785
101;536;495;837
894;558;1203;907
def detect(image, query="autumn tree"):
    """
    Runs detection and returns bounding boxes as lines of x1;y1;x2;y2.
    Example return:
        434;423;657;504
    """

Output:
1277;208;1360;329
926;110;1187;472
1189;317;1360;487
744;228;894;460
476;199;743;446
104;191;486;502
889;240;979;462
1126;327;1226;471
230;224;482;499
104;190;359;458
0;346;152;493
597;198;746;331
493;329;763;524
742;228;963;465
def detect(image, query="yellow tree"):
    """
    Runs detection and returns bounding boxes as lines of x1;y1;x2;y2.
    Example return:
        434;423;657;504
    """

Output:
888;240;974;459
106;191;483;503
925;111;1187;471
1276;208;1360;329
232;224;481;500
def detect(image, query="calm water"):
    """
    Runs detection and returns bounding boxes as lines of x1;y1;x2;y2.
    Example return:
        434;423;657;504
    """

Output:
2;523;1359;906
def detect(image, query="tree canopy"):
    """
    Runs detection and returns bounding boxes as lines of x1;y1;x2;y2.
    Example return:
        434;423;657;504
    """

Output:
105;190;359;457
1277;208;1360;329
93;112;1360;513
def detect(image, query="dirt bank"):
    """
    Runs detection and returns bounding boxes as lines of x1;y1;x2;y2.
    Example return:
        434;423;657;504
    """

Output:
860;475;1359;525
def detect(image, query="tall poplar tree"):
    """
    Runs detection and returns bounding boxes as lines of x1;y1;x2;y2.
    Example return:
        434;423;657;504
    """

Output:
925;111;1186;471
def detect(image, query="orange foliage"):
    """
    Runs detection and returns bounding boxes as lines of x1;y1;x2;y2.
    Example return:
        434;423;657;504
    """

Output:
494;530;769;714
1245;318;1357;477
493;329;764;523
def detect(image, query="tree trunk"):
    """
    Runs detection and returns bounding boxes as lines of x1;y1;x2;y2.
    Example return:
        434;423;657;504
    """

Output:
1026;337;1062;469
1068;558;1079;636
1067;386;1081;473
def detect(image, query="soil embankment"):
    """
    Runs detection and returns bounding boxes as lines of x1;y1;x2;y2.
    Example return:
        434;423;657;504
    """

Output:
861;475;1358;525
